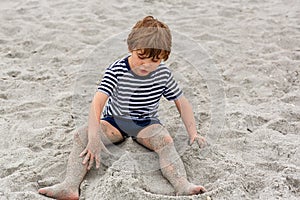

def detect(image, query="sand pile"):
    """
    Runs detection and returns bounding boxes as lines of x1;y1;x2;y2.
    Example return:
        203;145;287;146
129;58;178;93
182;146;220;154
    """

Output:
0;0;299;199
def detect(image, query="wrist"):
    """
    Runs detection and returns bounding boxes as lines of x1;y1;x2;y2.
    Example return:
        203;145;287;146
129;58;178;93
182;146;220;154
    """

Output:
188;131;198;138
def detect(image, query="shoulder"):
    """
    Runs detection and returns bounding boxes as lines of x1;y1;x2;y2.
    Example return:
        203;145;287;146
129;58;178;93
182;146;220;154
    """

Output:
101;56;130;84
107;56;128;71
102;56;130;80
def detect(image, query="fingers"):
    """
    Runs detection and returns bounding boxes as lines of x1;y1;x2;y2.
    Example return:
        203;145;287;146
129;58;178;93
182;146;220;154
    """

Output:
196;136;207;149
79;148;87;157
82;151;91;165
80;140;109;170
188;137;195;146
95;154;100;169
81;148;93;169
88;154;94;170
81;151;95;170
80;149;100;170
189;135;207;148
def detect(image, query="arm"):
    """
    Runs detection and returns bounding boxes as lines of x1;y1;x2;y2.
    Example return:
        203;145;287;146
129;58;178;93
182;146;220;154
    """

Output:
87;91;108;139
174;95;206;148
80;91;109;170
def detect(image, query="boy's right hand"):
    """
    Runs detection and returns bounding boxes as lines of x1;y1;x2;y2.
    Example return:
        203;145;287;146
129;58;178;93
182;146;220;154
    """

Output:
80;139;101;170
79;136;110;170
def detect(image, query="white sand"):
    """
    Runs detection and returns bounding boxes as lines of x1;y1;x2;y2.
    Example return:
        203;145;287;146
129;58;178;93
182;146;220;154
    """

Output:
0;0;300;199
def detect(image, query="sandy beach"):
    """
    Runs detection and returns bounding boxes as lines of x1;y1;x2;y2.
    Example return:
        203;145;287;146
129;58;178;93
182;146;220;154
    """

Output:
0;0;299;199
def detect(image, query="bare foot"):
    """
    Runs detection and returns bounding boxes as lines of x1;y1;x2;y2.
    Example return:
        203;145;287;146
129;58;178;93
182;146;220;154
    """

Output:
176;182;206;196
38;182;79;200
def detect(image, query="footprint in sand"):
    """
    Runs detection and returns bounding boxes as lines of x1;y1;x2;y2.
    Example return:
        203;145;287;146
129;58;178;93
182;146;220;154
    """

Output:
267;119;300;135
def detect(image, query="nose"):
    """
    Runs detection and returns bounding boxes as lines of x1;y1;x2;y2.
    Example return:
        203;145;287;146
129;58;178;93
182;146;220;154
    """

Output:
141;59;153;67
140;60;145;65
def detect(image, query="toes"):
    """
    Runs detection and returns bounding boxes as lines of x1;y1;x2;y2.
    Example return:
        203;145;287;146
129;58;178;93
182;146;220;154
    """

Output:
192;186;206;195
38;188;47;194
200;186;207;193
176;184;207;196
38;187;54;197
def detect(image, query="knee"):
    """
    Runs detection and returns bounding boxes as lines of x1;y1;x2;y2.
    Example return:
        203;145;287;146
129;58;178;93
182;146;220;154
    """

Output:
152;126;174;148
152;134;174;152
163;135;174;145
156;125;174;145
73;125;88;144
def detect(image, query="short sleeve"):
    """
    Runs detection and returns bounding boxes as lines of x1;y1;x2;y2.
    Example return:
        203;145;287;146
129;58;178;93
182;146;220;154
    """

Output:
98;68;118;96
163;73;183;101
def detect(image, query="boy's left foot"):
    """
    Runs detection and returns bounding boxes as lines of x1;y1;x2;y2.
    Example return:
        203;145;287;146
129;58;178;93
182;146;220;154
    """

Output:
176;183;206;196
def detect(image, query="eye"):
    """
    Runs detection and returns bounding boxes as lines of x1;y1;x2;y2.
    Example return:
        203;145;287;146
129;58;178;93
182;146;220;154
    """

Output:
137;54;146;60
152;58;161;63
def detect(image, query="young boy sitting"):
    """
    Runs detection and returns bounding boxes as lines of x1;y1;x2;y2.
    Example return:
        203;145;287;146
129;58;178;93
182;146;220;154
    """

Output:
38;16;207;200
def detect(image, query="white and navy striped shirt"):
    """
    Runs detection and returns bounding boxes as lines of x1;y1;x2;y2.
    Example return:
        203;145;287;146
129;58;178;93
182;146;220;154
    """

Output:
98;56;183;119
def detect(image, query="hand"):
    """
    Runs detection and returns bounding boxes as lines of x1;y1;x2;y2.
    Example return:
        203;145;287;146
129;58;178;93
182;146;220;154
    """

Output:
80;136;110;170
189;134;207;149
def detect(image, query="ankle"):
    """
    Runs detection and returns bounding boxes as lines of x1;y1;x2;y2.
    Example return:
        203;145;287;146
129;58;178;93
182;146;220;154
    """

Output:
173;178;190;192
61;180;80;191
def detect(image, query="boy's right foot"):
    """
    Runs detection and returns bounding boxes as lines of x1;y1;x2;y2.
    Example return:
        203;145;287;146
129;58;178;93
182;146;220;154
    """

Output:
38;183;79;200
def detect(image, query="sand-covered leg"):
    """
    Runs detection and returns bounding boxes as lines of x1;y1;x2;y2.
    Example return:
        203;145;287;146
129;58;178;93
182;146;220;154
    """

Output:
158;141;206;196
136;124;206;196
38;126;89;200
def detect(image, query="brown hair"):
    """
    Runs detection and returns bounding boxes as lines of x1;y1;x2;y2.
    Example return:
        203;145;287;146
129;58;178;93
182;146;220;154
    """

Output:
127;16;172;61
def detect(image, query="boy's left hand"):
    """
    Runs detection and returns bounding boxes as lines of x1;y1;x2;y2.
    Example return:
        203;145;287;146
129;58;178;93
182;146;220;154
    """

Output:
189;134;207;149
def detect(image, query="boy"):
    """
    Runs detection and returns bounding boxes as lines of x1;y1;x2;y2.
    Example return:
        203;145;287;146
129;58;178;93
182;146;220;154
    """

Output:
38;16;207;200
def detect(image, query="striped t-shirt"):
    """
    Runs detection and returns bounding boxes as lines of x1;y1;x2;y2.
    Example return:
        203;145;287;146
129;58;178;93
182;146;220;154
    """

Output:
98;56;183;119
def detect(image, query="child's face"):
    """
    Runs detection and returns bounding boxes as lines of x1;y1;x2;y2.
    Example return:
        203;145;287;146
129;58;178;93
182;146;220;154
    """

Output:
129;50;162;76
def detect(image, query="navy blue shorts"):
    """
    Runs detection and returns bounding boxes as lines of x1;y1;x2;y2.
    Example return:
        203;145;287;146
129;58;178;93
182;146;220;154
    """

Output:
101;116;161;139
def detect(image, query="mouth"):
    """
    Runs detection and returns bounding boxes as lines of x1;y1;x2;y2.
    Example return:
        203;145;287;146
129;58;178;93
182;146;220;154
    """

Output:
140;69;148;74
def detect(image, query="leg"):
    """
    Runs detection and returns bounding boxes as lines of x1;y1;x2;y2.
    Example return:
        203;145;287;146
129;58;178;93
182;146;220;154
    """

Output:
100;120;125;145
38;121;123;200
38;126;88;200
136;124;206;196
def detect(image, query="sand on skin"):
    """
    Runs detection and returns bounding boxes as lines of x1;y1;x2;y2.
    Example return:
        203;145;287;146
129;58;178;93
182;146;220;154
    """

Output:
0;0;299;199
